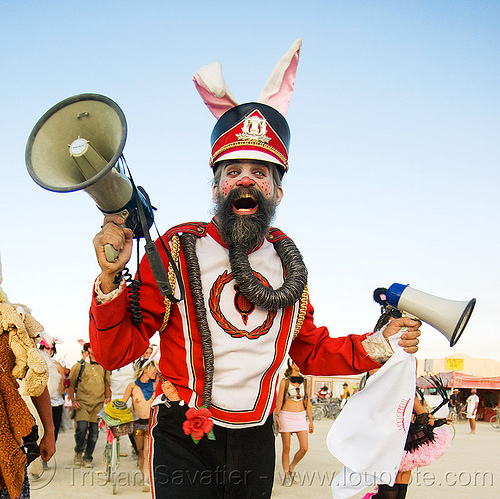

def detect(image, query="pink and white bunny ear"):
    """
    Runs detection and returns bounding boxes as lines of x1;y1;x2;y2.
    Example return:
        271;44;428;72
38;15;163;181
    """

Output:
257;39;302;116
192;62;239;119
39;337;51;349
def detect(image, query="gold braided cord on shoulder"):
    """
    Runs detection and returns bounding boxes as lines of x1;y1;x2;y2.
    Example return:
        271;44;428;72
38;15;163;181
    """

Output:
293;284;309;339
159;235;180;333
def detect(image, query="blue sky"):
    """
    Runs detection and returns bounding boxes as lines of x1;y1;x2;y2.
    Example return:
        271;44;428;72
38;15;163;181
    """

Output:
1;1;499;367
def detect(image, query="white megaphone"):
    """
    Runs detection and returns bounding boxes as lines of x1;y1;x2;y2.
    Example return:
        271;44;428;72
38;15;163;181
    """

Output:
25;93;154;262
385;283;476;347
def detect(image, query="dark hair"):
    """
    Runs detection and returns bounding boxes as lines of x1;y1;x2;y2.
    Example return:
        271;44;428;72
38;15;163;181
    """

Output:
415;413;431;426
284;358;293;378
39;342;57;355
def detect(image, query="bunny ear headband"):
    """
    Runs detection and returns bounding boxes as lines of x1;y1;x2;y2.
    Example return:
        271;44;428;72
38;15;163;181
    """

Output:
193;39;302;176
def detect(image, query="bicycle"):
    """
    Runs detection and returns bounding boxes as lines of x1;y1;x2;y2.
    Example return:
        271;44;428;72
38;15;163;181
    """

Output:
98;400;134;495
450;407;467;424
312;404;324;421
100;419;134;494
447;421;457;440
489;407;500;429
323;399;342;419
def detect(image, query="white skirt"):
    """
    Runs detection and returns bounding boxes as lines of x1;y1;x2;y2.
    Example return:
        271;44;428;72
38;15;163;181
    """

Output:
278;410;307;433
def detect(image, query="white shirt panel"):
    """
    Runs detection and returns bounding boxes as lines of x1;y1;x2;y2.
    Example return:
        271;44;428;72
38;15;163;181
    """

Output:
196;234;293;413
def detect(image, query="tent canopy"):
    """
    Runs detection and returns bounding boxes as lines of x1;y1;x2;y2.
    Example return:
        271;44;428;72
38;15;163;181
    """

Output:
417;372;500;390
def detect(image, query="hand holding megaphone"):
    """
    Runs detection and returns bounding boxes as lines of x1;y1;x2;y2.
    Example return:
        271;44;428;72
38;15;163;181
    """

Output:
93;214;134;293
380;316;422;353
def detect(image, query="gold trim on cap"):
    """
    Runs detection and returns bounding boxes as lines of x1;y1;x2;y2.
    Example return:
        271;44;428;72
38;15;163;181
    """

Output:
211;140;289;171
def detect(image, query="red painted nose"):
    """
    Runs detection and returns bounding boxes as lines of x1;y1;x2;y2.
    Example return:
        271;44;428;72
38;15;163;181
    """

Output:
236;176;255;187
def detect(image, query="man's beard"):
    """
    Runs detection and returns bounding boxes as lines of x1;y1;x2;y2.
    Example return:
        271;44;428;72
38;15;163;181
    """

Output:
214;186;278;250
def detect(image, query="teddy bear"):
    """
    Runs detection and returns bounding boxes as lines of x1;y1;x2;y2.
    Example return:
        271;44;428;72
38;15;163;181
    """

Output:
0;257;48;397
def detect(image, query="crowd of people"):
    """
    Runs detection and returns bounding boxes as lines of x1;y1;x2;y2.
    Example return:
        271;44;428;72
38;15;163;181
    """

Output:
2;305;484;499
29;334;159;493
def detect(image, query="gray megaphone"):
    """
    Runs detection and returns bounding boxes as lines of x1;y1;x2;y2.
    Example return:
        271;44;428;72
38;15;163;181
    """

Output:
385;283;476;347
25;93;154;262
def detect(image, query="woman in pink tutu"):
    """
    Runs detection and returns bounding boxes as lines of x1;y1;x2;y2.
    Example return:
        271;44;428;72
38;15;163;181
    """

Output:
362;395;453;499
361;290;453;499
275;359;314;486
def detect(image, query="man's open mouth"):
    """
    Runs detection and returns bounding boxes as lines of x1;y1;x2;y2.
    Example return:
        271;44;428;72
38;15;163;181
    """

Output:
232;194;259;215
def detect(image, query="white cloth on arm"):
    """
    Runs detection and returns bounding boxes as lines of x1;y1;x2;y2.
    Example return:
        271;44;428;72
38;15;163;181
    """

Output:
94;277;126;304
361;329;394;364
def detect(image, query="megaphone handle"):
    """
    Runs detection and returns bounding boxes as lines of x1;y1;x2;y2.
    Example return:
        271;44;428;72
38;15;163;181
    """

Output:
402;311;420;321
105;244;119;262
103;217;129;263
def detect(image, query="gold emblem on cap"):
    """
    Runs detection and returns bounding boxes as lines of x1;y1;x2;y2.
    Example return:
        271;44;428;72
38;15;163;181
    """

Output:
236;116;271;143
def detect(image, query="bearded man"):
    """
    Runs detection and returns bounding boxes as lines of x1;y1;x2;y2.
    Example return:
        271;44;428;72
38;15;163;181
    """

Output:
89;40;420;499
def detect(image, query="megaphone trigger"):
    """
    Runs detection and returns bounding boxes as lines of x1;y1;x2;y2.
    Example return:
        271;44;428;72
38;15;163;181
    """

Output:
401;311;420;321
105;244;119;263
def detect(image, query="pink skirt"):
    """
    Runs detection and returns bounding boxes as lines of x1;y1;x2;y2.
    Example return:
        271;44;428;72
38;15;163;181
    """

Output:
279;410;308;433
399;426;452;472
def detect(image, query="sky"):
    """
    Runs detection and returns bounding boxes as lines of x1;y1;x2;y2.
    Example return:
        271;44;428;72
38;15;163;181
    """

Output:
1;1;499;368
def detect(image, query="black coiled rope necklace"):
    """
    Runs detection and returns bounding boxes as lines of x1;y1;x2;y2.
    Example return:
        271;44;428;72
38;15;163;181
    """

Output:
180;231;307;409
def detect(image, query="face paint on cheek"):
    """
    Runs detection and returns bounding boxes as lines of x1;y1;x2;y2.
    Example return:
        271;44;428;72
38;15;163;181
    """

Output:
260;182;272;197
220;180;232;196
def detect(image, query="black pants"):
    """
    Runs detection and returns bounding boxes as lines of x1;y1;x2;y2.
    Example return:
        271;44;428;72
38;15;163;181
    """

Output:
150;402;275;499
52;405;63;441
374;483;408;499
74;420;99;461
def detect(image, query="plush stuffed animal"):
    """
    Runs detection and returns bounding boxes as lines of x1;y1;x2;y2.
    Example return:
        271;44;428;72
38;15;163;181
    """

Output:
0;256;48;396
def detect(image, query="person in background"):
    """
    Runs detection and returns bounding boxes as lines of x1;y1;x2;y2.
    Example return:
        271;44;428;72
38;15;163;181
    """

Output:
448;388;460;416
0;255;56;498
67;343;111;467
38;337;65;441
80;347;89;363
466;388;480;434
340;382;351;408
109;361;137;458
122;359;159;492
60;364;75;432
134;343;156;371
275;359;313;486
316;385;332;401
362;394;453;499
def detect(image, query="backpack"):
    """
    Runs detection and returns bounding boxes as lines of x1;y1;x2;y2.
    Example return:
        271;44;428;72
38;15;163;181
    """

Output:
74;360;86;393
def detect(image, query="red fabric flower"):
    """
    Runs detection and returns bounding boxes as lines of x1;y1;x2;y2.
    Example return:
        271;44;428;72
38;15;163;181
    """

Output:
183;407;214;442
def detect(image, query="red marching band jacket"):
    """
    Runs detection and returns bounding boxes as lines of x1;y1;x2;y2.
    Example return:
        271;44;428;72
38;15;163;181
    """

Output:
89;220;381;428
